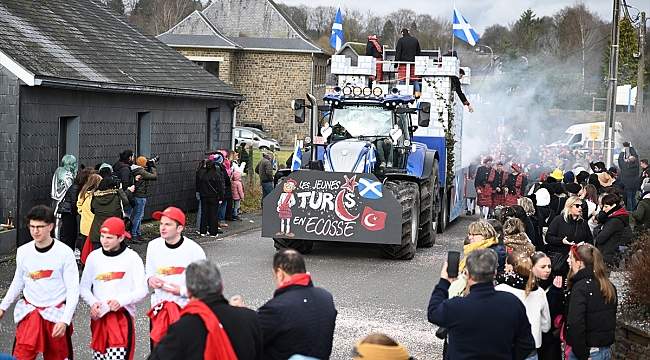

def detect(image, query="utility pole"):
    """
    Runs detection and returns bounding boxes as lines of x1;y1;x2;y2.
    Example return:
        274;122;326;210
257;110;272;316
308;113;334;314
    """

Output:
636;11;646;115
604;0;621;168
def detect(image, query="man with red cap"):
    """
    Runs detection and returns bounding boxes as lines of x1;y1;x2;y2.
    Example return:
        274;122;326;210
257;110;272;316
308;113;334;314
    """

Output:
0;205;79;360
145;206;206;349
504;163;528;206
79;217;147;360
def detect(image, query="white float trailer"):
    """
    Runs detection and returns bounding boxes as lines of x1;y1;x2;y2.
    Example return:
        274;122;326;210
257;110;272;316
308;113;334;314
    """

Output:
261;50;470;259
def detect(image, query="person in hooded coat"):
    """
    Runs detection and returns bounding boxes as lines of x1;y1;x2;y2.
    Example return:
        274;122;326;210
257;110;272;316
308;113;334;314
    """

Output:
365;35;383;86
89;164;130;248
593;193;629;268
630;189;650;240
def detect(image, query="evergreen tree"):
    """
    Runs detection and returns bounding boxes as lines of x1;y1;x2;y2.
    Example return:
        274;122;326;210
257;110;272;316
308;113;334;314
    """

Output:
602;17;640;89
380;20;396;47
107;0;125;14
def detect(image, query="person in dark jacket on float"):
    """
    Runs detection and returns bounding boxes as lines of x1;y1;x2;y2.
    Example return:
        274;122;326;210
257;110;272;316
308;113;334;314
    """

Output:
428;248;535;360
545;196;593;276
365;34;383;86
565;244;617;360
394;28;421;95
148;259;263;360
255;249;337;360
593;193;629;268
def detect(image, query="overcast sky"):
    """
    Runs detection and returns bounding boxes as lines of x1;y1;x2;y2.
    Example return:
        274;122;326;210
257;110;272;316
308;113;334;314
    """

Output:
276;0;650;34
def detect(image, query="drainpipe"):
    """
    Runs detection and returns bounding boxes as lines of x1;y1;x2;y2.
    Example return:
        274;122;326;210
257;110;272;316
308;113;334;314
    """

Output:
310;52;315;95
231;101;242;149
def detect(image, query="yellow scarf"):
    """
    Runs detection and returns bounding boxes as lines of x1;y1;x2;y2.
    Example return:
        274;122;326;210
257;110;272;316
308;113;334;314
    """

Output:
352;341;410;360
459;237;499;270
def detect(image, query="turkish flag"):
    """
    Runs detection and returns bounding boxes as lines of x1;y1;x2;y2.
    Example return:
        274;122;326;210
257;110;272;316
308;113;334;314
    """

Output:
361;206;387;231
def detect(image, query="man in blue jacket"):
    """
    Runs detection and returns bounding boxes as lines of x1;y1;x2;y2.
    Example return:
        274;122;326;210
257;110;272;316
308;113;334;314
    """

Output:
428;248;535;360
257;249;337;360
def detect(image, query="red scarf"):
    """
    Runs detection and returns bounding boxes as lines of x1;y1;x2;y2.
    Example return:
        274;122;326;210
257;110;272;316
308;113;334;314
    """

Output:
367;36;382;58
180;300;237;360
278;273;312;290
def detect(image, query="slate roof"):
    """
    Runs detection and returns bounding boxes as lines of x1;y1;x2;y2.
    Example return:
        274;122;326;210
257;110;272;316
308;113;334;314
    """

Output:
157;34;238;49
0;0;243;100
226;37;321;52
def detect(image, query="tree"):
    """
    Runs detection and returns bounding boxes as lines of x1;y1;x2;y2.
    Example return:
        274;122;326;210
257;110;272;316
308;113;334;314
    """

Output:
510;9;547;54
106;0;125;15
480;24;511;50
553;2;608;92
602;17;641;91
342;7;366;43
380;20;396;48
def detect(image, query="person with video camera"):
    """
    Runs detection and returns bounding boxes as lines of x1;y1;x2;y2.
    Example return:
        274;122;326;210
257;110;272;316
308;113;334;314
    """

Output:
131;156;158;241
114;150;137;216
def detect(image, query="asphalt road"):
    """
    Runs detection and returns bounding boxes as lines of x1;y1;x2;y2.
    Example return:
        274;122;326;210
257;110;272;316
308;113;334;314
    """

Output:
0;213;475;359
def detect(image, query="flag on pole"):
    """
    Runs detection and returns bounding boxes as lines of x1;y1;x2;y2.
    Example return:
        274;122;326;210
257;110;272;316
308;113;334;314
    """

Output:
291;141;303;171
453;6;480;46
364;146;377;173
330;7;344;51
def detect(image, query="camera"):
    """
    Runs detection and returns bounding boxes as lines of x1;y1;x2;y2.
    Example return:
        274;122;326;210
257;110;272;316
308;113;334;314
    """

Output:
107;174;121;189
623;141;630;147
146;155;160;168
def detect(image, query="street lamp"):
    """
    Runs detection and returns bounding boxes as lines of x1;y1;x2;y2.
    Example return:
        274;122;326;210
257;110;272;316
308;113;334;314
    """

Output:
474;44;494;67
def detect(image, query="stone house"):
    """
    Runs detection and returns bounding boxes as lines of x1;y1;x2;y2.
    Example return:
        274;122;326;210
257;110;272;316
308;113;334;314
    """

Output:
0;0;243;249
157;0;330;146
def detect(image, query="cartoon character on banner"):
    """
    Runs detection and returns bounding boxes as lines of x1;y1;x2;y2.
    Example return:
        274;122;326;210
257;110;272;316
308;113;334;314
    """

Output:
276;179;297;237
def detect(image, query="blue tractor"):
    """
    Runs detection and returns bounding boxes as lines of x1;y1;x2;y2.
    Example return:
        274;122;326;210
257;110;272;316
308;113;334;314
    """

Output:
262;53;467;259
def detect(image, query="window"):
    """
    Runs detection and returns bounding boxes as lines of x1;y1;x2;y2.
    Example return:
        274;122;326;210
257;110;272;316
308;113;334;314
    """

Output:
58;116;79;164
207;108;220;150
194;61;220;78
137;112;152;158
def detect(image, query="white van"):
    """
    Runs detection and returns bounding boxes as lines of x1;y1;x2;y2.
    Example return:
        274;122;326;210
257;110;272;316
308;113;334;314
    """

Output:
552;122;622;152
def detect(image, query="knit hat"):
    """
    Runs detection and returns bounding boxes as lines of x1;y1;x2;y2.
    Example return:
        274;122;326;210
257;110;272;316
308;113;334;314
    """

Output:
562;171;575;184
100;217;131;239
152;206;186;227
483;156;493;164
549;169;564;181
565;183;582;195
608;166;618;174
210;153;223;163
535;188;551;206
136;156;147;167
98;163;113;177
598;172;614;187
351;340;410;360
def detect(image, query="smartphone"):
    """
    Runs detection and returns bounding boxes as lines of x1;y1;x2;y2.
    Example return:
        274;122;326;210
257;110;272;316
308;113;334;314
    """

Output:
447;251;461;278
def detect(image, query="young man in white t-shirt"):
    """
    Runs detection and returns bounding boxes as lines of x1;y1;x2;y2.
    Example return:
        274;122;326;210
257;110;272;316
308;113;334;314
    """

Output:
145;206;206;348
80;217;148;360
0;205;79;360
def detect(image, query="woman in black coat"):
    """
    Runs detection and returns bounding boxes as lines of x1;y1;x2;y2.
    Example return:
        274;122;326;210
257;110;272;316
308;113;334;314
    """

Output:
565;244;617;360
545;196;593;276
196;160;224;236
593;193;629;268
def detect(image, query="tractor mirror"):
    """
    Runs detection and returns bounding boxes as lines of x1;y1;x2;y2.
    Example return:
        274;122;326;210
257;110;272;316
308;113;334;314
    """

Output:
418;102;431;127
292;99;306;123
389;125;403;143
321;124;332;139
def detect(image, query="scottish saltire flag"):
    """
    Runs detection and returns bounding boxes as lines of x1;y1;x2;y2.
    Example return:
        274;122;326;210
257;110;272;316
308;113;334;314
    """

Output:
358;178;382;199
364;146;376;173
453;6;480;46
330;7;344;51
291;141;302;171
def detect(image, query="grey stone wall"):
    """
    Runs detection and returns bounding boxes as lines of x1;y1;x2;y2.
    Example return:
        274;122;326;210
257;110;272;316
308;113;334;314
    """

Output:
0;66;19;234
17;86;233;244
202;0;301;38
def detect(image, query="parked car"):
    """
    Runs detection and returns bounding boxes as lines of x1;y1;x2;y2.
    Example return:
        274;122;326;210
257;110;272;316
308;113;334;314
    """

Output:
239;121;266;133
234;126;281;151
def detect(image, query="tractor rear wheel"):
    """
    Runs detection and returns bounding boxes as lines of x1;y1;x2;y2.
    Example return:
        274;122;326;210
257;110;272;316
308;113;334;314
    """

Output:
379;181;420;260
418;159;439;247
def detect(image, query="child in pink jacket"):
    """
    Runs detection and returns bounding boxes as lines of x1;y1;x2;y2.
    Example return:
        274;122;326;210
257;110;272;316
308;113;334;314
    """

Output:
231;171;245;221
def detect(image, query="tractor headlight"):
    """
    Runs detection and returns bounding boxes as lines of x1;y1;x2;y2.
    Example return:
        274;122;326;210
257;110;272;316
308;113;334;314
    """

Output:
373;87;383;97
353;87;363;96
343;86;352;96
363;87;372;97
